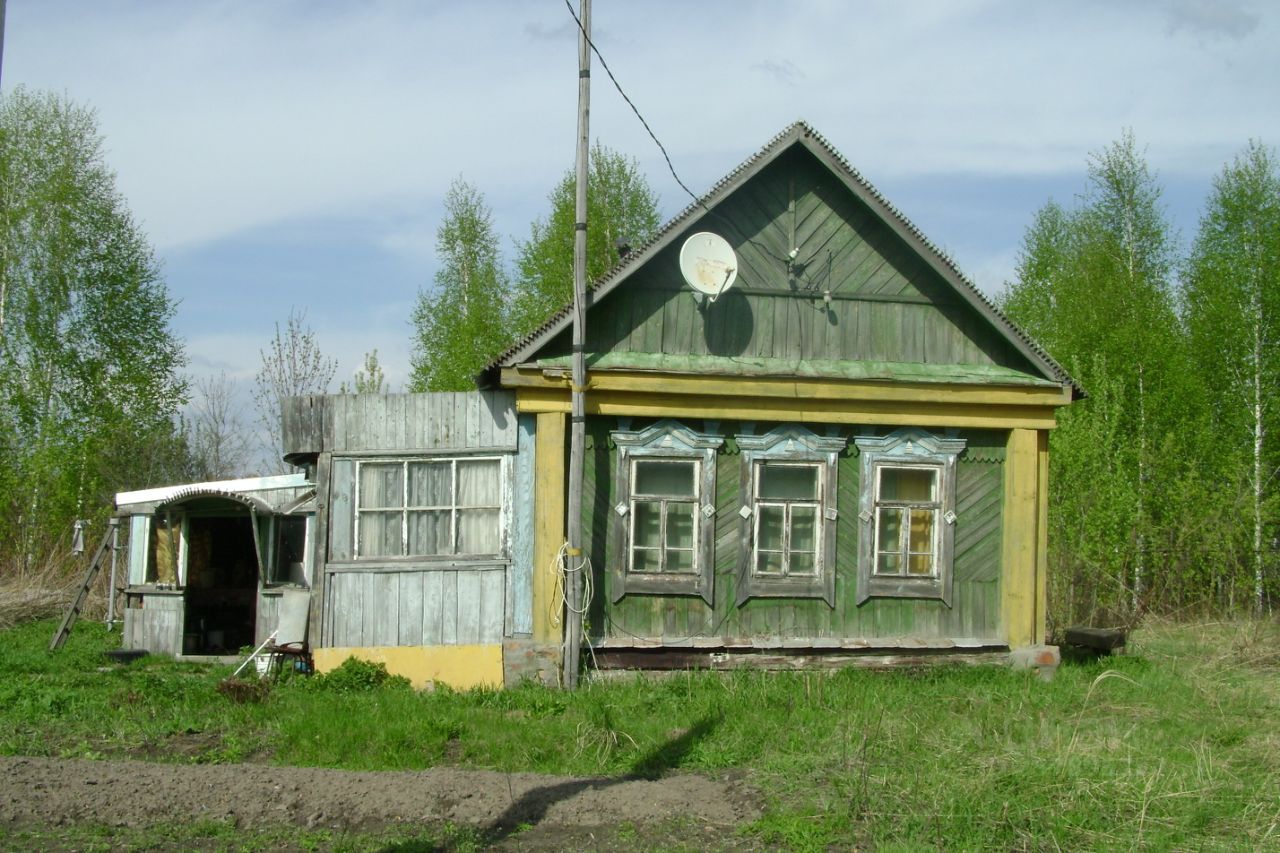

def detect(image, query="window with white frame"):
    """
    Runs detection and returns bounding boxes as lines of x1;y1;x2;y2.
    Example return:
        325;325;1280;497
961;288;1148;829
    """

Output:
855;429;965;606
356;457;503;558
736;426;846;607
610;421;722;604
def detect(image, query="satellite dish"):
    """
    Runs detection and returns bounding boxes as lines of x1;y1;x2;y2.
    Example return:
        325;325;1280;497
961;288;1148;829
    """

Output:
679;232;738;303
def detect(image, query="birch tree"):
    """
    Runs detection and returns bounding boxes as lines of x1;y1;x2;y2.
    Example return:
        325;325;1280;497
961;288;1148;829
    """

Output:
1184;141;1280;614
0;88;186;562
409;179;510;392
1002;132;1191;624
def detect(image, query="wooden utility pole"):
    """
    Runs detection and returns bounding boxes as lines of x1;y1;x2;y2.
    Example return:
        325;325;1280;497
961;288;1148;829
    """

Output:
565;0;591;690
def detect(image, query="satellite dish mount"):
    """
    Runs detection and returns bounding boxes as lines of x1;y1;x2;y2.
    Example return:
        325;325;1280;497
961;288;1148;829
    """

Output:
679;232;738;308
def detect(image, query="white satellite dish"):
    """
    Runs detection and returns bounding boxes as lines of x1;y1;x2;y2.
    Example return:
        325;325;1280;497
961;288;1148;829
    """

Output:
679;232;738;303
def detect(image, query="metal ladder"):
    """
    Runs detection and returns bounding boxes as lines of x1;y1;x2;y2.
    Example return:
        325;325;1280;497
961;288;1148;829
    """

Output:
49;517;121;651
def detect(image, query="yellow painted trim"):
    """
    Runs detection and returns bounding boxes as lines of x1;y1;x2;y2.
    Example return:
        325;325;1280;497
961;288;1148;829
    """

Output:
1001;429;1040;649
502;367;1073;408
313;644;502;690
533;412;566;646
516;387;1058;430
1035;430;1050;645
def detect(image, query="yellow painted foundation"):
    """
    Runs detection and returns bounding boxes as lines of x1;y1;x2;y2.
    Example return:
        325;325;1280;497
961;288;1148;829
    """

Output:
313;644;503;690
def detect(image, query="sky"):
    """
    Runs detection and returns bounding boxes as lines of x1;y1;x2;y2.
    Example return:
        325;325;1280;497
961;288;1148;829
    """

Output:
4;0;1279;396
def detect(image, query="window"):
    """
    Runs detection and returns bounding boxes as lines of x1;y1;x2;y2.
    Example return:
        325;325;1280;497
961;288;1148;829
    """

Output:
855;429;965;606
269;515;308;585
736;427;846;607
356;457;503;558
610;421;722;604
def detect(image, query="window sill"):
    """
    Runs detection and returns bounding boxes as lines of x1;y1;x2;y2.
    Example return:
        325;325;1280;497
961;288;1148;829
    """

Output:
612;571;712;606
858;576;951;607
736;573;835;608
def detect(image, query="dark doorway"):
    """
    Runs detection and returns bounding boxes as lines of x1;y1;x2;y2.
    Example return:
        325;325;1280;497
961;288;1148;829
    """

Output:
183;514;258;654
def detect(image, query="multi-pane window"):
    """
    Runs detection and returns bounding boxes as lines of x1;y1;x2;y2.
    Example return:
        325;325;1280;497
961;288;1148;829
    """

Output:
736;427;846;607
356;457;502;558
873;466;941;579
753;462;822;578
855;429;965;606
630;459;699;574
611;421;722;604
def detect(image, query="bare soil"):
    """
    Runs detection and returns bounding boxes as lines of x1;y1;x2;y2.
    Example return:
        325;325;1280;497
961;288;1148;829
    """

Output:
0;755;762;849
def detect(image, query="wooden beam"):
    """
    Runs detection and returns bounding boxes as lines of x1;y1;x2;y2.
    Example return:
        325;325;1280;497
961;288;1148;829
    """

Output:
1001;428;1039;648
516;387;1059;430
502;367;1072;408
532;412;566;647
1036;429;1050;645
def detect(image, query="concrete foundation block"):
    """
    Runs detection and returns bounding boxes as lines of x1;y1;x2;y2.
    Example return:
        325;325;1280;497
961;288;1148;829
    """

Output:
502;639;561;687
1009;644;1060;680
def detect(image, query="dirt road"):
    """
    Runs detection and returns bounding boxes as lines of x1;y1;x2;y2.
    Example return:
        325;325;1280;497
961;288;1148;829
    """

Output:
0;755;761;847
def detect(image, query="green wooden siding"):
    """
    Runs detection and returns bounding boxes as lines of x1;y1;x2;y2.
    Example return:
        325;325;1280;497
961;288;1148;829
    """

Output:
585;419;1005;644
540;148;1039;376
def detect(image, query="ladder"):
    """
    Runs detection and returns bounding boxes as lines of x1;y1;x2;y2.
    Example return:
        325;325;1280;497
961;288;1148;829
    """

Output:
49;517;121;651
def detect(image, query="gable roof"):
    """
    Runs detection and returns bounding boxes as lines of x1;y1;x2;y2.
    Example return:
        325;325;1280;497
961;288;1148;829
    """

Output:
487;121;1080;397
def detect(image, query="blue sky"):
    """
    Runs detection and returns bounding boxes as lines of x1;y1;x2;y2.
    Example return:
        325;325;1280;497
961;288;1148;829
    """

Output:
4;0;1278;393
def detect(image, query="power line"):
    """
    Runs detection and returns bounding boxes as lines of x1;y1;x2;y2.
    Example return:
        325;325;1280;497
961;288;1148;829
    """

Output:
562;0;700;205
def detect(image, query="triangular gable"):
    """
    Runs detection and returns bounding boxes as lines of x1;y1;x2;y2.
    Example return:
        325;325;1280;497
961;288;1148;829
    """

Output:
489;122;1079;396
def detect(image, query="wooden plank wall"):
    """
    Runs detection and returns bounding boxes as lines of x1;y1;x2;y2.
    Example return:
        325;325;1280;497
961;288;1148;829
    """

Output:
324;567;505;647
123;593;183;656
291;391;518;454
586;418;1006;645
318;391;521;649
539;150;1035;376
255;592;281;645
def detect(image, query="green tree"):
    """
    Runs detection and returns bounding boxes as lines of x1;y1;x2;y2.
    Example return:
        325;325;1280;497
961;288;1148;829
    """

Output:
1002;131;1196;624
0;88;187;565
510;143;660;336
409;179;511;392
1184;141;1280;613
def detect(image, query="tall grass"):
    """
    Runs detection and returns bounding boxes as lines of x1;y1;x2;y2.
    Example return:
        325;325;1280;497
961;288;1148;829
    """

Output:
2;617;1277;849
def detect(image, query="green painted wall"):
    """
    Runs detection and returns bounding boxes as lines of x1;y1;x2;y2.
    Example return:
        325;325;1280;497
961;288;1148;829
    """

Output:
584;418;1005;644
541;147;1039;376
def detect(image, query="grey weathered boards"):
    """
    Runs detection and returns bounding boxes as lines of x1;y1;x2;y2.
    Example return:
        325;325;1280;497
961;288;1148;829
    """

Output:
280;391;526;650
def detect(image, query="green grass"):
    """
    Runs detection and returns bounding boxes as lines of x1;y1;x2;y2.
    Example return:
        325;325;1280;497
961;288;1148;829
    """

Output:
2;617;1279;850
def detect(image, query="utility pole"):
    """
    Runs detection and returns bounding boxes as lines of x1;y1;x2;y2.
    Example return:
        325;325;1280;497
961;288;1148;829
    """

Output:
565;0;591;690
0;0;7;89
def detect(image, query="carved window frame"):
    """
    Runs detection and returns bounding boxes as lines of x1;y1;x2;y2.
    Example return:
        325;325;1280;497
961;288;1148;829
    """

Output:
855;429;966;606
736;426;846;607
610;420;722;605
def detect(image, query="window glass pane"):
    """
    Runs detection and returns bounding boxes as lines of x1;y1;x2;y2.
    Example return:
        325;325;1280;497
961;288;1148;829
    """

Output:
360;463;403;509
273;516;307;584
457;459;500;506
632;548;661;573
361;511;402;557
908;508;935;554
790;552;816;576
908;554;934;576
757;552;784;575
791;506;817;555
758;505;786;550
758;464;818;500
633;501;662;548
634;460;696;497
666;549;694;573
667;504;695;550
879;467;936;502
408;461;451;507
877;507;903;553
407;509;449;555
457;508;499;553
147;517;178;584
876;553;901;576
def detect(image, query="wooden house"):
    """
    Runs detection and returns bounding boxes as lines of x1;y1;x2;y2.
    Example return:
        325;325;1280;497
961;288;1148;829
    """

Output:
122;123;1076;687
484;121;1078;677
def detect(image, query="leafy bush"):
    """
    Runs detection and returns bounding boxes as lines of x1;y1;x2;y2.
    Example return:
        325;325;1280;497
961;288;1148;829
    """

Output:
303;657;411;693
